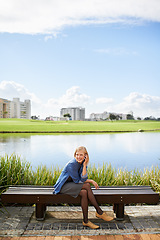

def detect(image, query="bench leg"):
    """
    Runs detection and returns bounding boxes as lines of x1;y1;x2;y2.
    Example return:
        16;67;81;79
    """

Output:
113;203;124;220
36;203;46;220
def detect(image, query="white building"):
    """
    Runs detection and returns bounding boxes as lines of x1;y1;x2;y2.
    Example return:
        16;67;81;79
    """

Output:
11;98;31;119
90;111;127;121
90;111;109;121
60;107;85;120
0;98;31;119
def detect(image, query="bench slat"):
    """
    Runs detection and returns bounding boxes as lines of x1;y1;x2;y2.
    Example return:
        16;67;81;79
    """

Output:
3;190;157;195
3;186;158;196
2;186;159;203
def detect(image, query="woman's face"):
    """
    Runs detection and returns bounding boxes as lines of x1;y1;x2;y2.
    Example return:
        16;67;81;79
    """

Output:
75;150;85;164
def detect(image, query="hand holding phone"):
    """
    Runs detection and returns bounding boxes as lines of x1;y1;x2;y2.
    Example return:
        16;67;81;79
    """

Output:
83;154;88;165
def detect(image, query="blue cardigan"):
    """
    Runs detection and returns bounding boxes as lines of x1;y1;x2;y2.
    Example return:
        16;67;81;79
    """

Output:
53;158;88;194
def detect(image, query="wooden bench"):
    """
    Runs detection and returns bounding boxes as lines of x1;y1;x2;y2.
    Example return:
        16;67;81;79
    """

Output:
1;185;159;221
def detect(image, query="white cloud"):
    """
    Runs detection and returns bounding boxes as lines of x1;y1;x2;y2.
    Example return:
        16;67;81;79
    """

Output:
0;0;160;34
1;81;160;118
0;80;43;117
0;81;90;118
105;92;160;118
44;35;53;42
44;86;90;116
0;81;40;104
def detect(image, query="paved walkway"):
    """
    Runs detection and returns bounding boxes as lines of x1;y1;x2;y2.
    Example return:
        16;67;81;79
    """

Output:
0;234;160;239
0;205;160;238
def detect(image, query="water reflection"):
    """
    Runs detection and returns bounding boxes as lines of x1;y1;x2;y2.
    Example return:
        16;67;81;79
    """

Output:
0;133;159;171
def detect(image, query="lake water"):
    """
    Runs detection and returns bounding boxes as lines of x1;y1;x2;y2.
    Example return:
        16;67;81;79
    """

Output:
0;132;160;171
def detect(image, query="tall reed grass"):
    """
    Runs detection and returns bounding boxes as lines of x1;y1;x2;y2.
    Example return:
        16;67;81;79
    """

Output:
0;154;160;195
87;164;160;193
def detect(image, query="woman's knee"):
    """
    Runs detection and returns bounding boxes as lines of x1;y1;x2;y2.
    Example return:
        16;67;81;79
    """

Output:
79;189;87;198
83;182;91;191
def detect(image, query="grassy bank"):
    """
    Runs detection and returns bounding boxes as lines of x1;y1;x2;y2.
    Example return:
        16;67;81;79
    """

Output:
0;119;160;133
0;154;159;194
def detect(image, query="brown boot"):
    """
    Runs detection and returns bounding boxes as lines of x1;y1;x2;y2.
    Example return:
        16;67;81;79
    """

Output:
83;221;99;229
96;212;113;221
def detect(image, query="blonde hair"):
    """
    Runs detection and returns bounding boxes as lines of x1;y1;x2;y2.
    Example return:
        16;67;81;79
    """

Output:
74;146;89;164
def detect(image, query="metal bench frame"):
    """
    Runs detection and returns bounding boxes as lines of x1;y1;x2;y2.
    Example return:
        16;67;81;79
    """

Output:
1;185;159;221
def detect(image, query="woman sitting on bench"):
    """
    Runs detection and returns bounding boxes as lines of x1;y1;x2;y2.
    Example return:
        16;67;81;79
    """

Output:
53;146;113;229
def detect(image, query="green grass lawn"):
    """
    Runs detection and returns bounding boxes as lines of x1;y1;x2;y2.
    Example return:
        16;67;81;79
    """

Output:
0;118;160;132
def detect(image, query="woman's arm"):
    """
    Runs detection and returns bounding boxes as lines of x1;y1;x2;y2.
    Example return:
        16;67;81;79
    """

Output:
85;179;99;189
82;162;87;176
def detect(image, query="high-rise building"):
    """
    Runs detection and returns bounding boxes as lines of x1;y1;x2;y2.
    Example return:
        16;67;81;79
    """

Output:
60;107;85;120
0;98;31;119
0;98;11;118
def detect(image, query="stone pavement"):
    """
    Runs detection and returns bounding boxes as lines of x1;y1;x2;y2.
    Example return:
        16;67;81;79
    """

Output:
0;205;160;237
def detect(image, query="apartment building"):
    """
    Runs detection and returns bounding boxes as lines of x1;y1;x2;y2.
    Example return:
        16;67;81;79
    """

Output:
0;98;11;118
0;98;31;119
60;107;85;120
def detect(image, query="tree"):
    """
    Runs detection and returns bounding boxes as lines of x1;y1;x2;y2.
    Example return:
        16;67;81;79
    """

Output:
116;115;122;120
63;113;71;120
3;111;8;118
126;114;134;120
21;111;26;115
31;116;39;120
144;116;156;121
109;113;117;121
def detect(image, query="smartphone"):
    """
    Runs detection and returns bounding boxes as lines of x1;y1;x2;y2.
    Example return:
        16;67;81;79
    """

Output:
83;154;87;161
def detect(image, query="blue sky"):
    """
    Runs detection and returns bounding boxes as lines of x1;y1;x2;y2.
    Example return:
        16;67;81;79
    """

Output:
0;0;160;119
